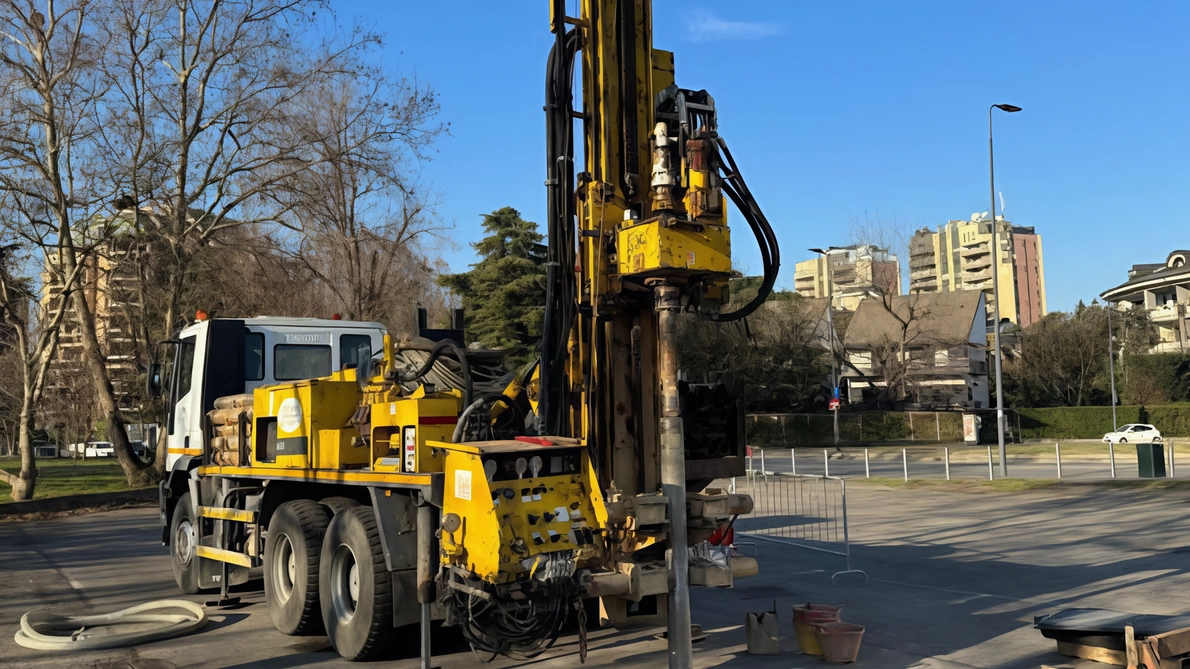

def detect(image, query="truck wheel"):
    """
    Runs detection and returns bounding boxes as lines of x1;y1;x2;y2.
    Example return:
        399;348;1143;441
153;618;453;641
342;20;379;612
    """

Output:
170;492;201;594
265;500;330;635
320;496;362;517
320;506;393;661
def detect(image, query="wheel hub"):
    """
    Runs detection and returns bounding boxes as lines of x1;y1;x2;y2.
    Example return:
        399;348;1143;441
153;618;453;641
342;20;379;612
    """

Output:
175;519;196;565
331;545;359;624
274;534;295;602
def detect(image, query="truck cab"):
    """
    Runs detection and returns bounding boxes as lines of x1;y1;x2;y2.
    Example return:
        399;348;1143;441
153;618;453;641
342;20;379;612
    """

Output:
159;315;385;484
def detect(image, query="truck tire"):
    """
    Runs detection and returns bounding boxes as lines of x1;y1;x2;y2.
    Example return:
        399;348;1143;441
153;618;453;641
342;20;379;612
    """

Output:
265;500;330;635
170;492;201;594
320;496;362;517
320;506;393;661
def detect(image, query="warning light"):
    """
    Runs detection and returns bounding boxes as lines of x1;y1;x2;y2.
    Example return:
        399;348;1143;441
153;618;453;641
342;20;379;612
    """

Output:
195;309;208;321
331;314;342;320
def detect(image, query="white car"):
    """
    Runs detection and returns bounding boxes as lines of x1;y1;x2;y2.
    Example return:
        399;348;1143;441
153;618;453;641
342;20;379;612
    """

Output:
1102;424;1162;444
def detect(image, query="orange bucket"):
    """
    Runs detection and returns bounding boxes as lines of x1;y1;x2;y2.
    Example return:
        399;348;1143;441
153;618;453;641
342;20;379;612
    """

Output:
792;603;842;655
813;621;865;664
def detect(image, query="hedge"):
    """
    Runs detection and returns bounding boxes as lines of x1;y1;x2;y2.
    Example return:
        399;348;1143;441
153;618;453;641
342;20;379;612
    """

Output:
746;411;964;446
1017;404;1190;439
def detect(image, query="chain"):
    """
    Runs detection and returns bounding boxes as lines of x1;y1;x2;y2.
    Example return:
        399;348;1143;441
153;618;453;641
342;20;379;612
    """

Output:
575;596;588;663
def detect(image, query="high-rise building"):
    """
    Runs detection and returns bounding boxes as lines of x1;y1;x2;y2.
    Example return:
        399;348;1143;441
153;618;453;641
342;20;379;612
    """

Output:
41;215;144;414
793;245;901;311
908;215;1047;328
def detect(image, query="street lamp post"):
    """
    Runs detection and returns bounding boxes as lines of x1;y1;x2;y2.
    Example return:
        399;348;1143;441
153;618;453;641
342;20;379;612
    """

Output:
989;103;1021;478
1108;302;1118;431
810;248;840;448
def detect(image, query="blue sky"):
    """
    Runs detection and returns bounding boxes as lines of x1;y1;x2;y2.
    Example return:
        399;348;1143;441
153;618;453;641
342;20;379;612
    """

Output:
344;0;1190;313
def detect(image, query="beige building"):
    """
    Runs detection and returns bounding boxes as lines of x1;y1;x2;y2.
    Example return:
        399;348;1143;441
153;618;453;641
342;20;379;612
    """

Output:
908;215;1047;329
794;245;901;311
1101;250;1190;354
41;217;143;413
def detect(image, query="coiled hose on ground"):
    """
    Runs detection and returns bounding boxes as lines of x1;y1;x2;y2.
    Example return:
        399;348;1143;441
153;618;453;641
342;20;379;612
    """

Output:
14;599;206;651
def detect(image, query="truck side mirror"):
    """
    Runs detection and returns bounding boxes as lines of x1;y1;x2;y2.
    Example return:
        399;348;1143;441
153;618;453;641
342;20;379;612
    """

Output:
146;363;163;398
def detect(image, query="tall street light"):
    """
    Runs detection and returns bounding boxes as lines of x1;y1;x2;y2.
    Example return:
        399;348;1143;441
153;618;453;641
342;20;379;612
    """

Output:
810;248;840;448
1107;302;1118;431
989;103;1021;477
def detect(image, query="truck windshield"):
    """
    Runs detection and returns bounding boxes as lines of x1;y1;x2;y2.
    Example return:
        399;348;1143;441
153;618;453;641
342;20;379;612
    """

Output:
274;344;331;381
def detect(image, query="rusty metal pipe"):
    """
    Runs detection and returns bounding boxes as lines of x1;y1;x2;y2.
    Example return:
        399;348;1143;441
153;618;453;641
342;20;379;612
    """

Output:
654;283;691;669
416;503;436;669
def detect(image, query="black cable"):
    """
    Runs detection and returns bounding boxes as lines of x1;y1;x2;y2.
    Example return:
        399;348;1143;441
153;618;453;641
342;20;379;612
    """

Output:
541;11;580;437
397;339;473;408
707;136;781;322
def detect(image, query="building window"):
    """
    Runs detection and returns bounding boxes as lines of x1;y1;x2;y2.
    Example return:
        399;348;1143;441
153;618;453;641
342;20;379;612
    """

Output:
849;351;872;368
934;349;948;366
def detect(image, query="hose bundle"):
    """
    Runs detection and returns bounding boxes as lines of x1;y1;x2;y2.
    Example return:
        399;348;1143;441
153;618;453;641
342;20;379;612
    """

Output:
707;137;781;322
449;569;579;662
14;599;207;651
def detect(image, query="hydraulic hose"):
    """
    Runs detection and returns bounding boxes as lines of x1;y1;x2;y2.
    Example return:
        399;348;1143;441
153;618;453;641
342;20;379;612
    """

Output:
707;136;781;322
14;599;206;651
398;338;473;408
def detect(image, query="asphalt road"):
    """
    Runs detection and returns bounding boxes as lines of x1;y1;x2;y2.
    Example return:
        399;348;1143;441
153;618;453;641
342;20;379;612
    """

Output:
6;484;1190;668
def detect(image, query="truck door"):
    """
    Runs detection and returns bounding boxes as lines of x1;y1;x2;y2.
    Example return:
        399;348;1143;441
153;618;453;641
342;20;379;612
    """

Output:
166;335;200;463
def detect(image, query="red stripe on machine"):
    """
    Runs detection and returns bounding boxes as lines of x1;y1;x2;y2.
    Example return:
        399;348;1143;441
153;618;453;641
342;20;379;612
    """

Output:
419;416;458;425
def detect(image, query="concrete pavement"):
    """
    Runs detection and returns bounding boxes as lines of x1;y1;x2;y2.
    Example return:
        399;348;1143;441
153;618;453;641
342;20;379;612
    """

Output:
5;484;1190;667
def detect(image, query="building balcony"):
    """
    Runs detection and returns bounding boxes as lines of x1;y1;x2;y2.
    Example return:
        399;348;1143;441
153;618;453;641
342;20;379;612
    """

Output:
1149;303;1184;323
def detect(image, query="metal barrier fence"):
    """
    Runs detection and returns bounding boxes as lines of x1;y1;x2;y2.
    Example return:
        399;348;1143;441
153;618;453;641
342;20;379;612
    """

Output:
733;463;866;584
748;441;1182;481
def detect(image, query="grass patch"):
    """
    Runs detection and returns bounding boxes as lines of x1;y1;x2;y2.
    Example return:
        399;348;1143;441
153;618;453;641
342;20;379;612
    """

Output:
852;477;1190;493
0;457;141;503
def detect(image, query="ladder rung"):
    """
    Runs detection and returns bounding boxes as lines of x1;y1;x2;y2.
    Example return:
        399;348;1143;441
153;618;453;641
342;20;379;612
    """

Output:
195;546;260;568
198;506;257;523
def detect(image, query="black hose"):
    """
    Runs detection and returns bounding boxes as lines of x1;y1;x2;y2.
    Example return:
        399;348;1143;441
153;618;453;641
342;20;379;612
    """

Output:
398;339;473;408
541;14;580;437
707;136;781;322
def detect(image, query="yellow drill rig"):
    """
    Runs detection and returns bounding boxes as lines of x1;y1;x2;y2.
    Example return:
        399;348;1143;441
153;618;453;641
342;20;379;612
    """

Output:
155;1;780;665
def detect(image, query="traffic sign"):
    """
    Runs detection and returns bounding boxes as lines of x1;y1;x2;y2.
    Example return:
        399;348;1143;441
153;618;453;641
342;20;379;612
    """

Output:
829;398;840;410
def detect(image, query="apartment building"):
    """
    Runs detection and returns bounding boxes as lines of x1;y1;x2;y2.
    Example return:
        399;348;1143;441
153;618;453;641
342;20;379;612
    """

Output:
41;217;144;413
1100;250;1190;354
793;245;901;311
908;214;1047;328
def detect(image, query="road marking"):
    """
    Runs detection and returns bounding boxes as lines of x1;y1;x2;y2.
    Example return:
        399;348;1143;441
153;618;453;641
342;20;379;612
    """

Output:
67;578;84;591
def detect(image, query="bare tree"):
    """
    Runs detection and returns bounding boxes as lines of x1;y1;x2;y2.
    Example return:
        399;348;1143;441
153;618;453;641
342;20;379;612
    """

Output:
93;0;392;471
0;0;132;493
271;72;449;328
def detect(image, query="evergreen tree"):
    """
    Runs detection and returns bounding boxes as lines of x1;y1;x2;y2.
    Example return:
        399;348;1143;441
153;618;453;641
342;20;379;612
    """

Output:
438;208;546;357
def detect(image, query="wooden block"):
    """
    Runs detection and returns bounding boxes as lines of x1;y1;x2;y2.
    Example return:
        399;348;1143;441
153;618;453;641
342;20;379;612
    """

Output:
1149;626;1190;658
1055;640;1126;666
1126;625;1139;669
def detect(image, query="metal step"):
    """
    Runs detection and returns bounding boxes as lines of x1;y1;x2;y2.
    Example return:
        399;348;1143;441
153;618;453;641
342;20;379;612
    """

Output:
195;545;260;569
198;506;257;523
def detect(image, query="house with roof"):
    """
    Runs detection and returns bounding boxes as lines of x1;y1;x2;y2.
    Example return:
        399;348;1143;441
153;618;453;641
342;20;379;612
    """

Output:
1101;250;1190;354
839;290;990;409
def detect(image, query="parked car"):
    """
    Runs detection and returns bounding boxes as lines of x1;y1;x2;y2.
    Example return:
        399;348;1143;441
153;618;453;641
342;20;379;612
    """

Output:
84;441;115;457
1102;424;1162;444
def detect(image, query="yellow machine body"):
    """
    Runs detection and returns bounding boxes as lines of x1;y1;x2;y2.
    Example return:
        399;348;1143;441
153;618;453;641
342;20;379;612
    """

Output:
435;438;607;585
617;219;732;277
247;365;462;475
251;377;365;470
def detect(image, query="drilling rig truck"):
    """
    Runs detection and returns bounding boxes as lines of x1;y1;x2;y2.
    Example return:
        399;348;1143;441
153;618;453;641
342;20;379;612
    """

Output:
154;0;781;665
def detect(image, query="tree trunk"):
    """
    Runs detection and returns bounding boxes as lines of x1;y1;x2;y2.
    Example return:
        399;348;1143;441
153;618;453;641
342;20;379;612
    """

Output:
154;256;187;475
64;262;151;487
1;397;40;501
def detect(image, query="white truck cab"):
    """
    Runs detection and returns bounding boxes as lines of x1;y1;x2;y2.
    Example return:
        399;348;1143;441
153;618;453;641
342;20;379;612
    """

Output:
158;316;386;472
